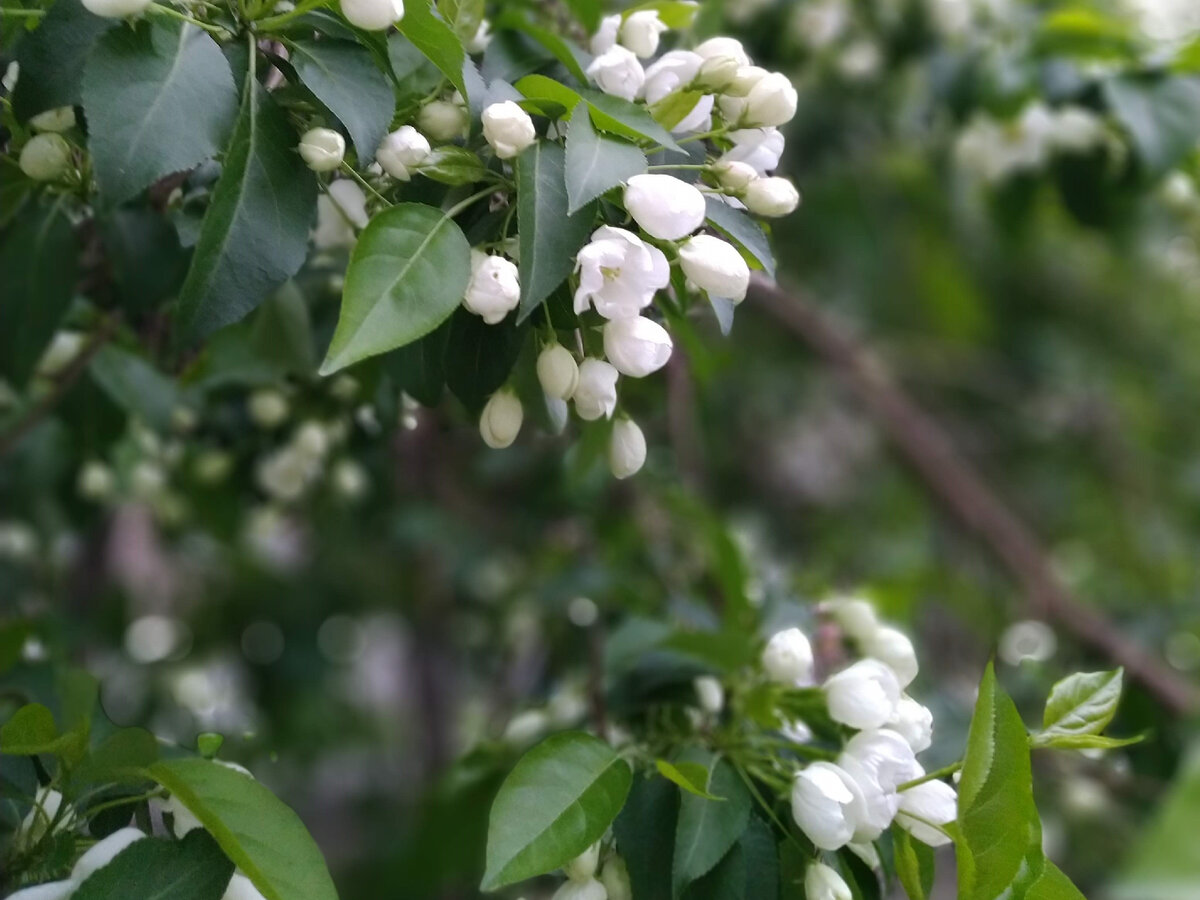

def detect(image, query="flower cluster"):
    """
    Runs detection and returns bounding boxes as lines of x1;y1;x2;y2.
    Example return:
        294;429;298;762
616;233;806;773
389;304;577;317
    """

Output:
955;102;1109;185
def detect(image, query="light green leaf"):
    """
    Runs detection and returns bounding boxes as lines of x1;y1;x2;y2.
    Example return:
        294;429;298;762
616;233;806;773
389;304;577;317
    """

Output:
656;760;724;801
72;830;234;900
418;145;489;185
621;0;700;28
320;202;471;374
0;704;59;756
1032;733;1143;751
516;140;597;322
176;75;317;340
90;345;182;431
565;111;646;214
71;728;159;786
672;756;751;897
1026;861;1087;900
443;307;529;413
481;731;632;891
438;0;485;41
1040;668;1123;738
893;827;934;900
651;90;705;132
147;758;337;900
12;0;112;122
582;89;684;153
398;0;468;99
704;197;775;279
82;21;238;204
291;39;393;160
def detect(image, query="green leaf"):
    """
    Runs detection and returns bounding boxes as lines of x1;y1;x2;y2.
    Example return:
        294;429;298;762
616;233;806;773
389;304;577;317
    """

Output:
176;77;317;340
71;728;159;786
444;307;529;413
1026;862;1087;900
398;0;467;100
893;827;934;900
418;145;489;185
622;0;701;28
147;758;337;900
686;842;745;900
1104;76;1200;175
656;760;724;801
738;817;778;900
72;829;235;900
651;90;705;132
615;774;679;900
704;197;775;279
438;0;485;42
481;731;632;891
1039;668;1123;739
516;140;597;322
672;757;751;897
90;344;182;431
387;33;444;100
0;704;58;755
497;11;591;84
12;0;111;122
291;39;393;160
385;321;449;406
82;21;238;204
565;111;647;214
0;200;78;388
320;202;471;374
100;207;191;314
1032;733;1143;751
582;89;684;153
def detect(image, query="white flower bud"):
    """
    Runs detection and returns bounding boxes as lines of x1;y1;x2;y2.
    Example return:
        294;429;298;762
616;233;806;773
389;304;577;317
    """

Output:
819;595;879;640
695;36;750;67
537;344;580;400
896;780;957;847
248;389;290;429
694;675;724;714
861;625;918;688
823;659;901;730
78;461;115;501
194;450;234;485
888;696;933;753
29;106;76;133
725;65;769;98
223;873;270;900
805;863;852;900
744;72;798;127
21;788;73;844
696;54;740;92
130;461;166;501
72;828;145;883
720;127;786;174
712;160;758;192
574;226;670;319
480;390;523;449
573;359;619;421
743;176;800;217
678;234;750;302
3;62;18;93
463;249;520;324
603;316;672;379
619;10;667;58
609;417;647;479
590;13;621;54
600;856;632;900
465;18;492;54
294;420;330;458
298;128;345;172
563;842;601;882
19;133;71;181
419;98;469;141
331;459;369;500
482;101;537;159
340;0;403;31
716;94;747;124
791;762;863;851
81;0;151;17
551;878;607;900
587;45;645;102
623;173;706;241
376;125;431;180
762;627;814;686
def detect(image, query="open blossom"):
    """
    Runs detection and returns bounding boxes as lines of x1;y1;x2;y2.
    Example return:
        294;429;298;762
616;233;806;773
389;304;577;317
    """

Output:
762;627;814;686
624;174;706;241
574;226;669;319
603;316;673;378
340;0;403;30
806;863;852;900
376;126;431;180
463;250;520;324
573;359;619;421
609;418;647;478
791;761;864;850
897;780;957;846
479;391;523;449
720;127;786;174
588;45;645;101
824;659;901;729
482;101;536;159
620;10;668;57
679;235;750;302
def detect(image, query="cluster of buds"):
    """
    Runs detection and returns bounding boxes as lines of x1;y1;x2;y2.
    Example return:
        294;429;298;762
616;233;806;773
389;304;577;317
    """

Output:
550;842;632;900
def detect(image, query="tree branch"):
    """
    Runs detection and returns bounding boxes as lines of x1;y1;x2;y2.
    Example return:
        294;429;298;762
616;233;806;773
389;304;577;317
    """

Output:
749;275;1200;715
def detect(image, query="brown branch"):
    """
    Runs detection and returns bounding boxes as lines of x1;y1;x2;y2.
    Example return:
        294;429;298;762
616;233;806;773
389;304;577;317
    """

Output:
0;316;121;461
749;275;1200;715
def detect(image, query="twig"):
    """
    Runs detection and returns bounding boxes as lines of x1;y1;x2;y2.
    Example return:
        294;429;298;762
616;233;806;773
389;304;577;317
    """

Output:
748;275;1200;715
0;316;121;461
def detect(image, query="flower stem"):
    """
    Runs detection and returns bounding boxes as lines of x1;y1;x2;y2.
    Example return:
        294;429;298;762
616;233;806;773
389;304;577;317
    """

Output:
898;761;962;792
443;185;499;220
148;3;227;37
254;0;328;31
0;7;45;17
338;163;391;207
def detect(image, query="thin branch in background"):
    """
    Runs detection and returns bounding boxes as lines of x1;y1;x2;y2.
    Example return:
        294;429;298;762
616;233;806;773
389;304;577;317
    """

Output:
748;275;1200;715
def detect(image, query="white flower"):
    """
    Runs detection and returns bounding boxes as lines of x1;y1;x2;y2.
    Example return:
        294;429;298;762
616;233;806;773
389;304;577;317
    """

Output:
162;793;204;836
842;729;922;794
463;250;520;324
888;696;934;753
72;828;146;882
573;359;619;421
623;173;706;241
603;316;672;378
331;459;369;500
327;178;369;228
743;72;798;127
419;97;469;141
819;595;879;640
897;780;957;847
761;627;814;686
298;128;345;172
609;417;647;479
726;65;770;97
587;45;645;102
590;13;622;54
574;226;670;319
81;0;150;17
743;176;800;217
19;133;71;182
563;842;601;882
376;126;431;180
600;856;632;900
712;160;758;192
642;50;703;104
5;882;77;900
720;127;785;174
482;101;537;159
29;106;75;133
862;625;918;687
2;61;17;93
620;10;668;58
248;389;290;429
837;40;883;81
78;461;115;501
465;18;492;54
805;862;852;900
551;878;607;900
694;675;724;714
1049;106;1104;153
223;873;269;900
695;54;741;92
340;0;403;30
791;762;864;851
537;344;580;400
479;390;523;449
314;179;368;248
678;235;750;302
823;659;901;729
695;36;750;66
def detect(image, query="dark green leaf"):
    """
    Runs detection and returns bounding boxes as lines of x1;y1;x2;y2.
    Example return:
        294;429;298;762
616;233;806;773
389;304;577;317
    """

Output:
0;703;58;755
615;773;679;900
386;321;449;406
565;111;646;214
686;843;744;900
444;307;529;413
704;197;775;279
320;202;471;374
82;21;238;204
582;89;683;153
672;757;752;897
72;728;159;786
481;731;632;891
739;818;778;900
291;39;393;160
387;33;444;100
177;78;317;340
72;829;234;900
398;0;467;99
497;11;591;84
12;0;111;122
100;207;191;314
90;345;181;431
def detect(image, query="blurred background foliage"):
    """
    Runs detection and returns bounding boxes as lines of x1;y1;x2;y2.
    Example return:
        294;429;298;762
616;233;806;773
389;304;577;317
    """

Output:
4;0;1200;897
